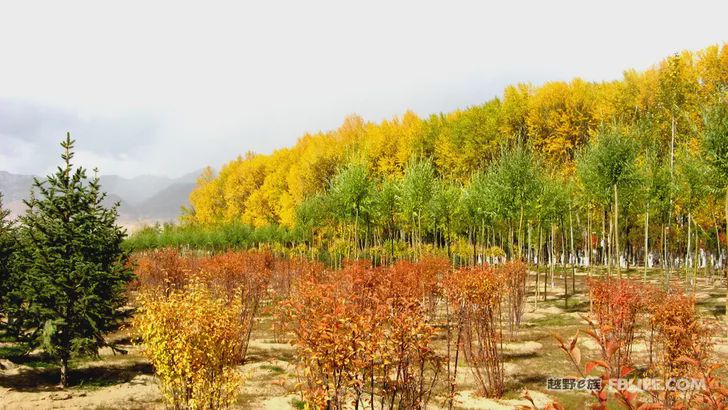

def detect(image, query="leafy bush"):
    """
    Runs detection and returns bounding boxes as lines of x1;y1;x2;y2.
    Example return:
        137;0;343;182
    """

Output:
279;260;442;409
134;282;247;409
132;249;278;408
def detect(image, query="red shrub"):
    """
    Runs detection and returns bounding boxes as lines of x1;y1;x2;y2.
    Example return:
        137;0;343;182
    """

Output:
587;278;649;375
496;261;528;335
444;265;505;398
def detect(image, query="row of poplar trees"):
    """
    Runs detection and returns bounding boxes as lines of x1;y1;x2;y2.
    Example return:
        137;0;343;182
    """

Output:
0;134;132;387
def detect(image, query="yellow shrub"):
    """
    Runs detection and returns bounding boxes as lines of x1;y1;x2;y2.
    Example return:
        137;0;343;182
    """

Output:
134;282;246;409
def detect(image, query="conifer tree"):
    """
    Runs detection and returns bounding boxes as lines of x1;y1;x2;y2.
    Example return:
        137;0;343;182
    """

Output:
12;133;133;387
0;192;16;319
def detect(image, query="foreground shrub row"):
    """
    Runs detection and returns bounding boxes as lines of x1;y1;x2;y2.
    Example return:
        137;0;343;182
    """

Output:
132;250;530;408
131;250;726;409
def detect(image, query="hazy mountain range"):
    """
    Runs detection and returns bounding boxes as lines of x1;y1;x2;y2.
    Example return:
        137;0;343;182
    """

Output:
0;170;200;231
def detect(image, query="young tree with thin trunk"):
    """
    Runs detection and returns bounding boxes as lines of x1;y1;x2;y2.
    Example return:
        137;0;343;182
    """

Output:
372;178;401;262
329;163;373;258
487;145;541;260
400;160;435;259
636;147;663;281
676;146;710;286
701;104;728;334
576;127;638;277
429;180;461;259
461;170;497;265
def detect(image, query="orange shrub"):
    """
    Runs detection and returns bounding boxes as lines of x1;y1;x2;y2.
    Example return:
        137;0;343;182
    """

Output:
197;250;272;361
280;261;441;409
650;293;710;380
132;248;197;295
270;257;324;300
132;248;274;396
496;261;528;334
554;286;725;410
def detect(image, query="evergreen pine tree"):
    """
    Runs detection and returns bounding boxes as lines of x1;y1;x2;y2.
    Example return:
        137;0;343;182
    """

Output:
0;192;16;319
12;133;133;387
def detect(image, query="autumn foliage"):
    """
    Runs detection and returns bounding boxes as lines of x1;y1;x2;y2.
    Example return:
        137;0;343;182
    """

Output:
134;282;247;409
131;248;198;295
444;264;506;398
270;256;325;300
647;292;720;408
497;261;528;335
279;260;446;409
554;280;727;410
587;278;651;375
132;249;277;409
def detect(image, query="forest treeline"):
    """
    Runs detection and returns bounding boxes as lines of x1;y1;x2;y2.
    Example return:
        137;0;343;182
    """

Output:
130;45;728;277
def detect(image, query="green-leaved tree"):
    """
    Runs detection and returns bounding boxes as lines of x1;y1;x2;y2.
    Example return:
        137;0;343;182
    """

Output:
577;127;638;277
702;104;728;333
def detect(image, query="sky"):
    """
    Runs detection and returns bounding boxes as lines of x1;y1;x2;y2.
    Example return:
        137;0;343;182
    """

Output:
1;0;727;179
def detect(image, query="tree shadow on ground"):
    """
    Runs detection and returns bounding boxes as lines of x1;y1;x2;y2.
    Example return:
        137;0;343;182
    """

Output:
502;351;540;360
0;361;154;392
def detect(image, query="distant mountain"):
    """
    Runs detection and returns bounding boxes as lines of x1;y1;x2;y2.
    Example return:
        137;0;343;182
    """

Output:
0;171;34;202
0;169;201;229
134;181;196;220
0;171;34;218
100;175;175;205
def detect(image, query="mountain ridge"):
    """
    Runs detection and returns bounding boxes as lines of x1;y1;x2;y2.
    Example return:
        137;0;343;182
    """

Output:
0;169;200;230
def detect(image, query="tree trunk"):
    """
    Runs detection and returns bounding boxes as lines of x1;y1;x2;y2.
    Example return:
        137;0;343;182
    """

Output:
549;224;555;291
535;224;541;308
716;223;722;277
587;208;592;277
724;190;727;335
569;205;576;294
60;356;69;388
509;221;514;261
607;211;613;278
686;212;692;284
518;205;524;260
527;223;532;265
354;206;359;259
664;224;670;288
602;209;607;269
693;224;699;292
446;216;452;260
670;115;675;174
417;213;422;261
614;184;620;278
644;209;649;283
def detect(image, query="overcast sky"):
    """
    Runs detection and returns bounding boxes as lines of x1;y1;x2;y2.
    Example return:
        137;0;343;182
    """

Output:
1;1;727;178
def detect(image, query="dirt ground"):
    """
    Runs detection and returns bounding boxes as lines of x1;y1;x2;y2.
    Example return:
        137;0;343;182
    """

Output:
1;269;726;409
